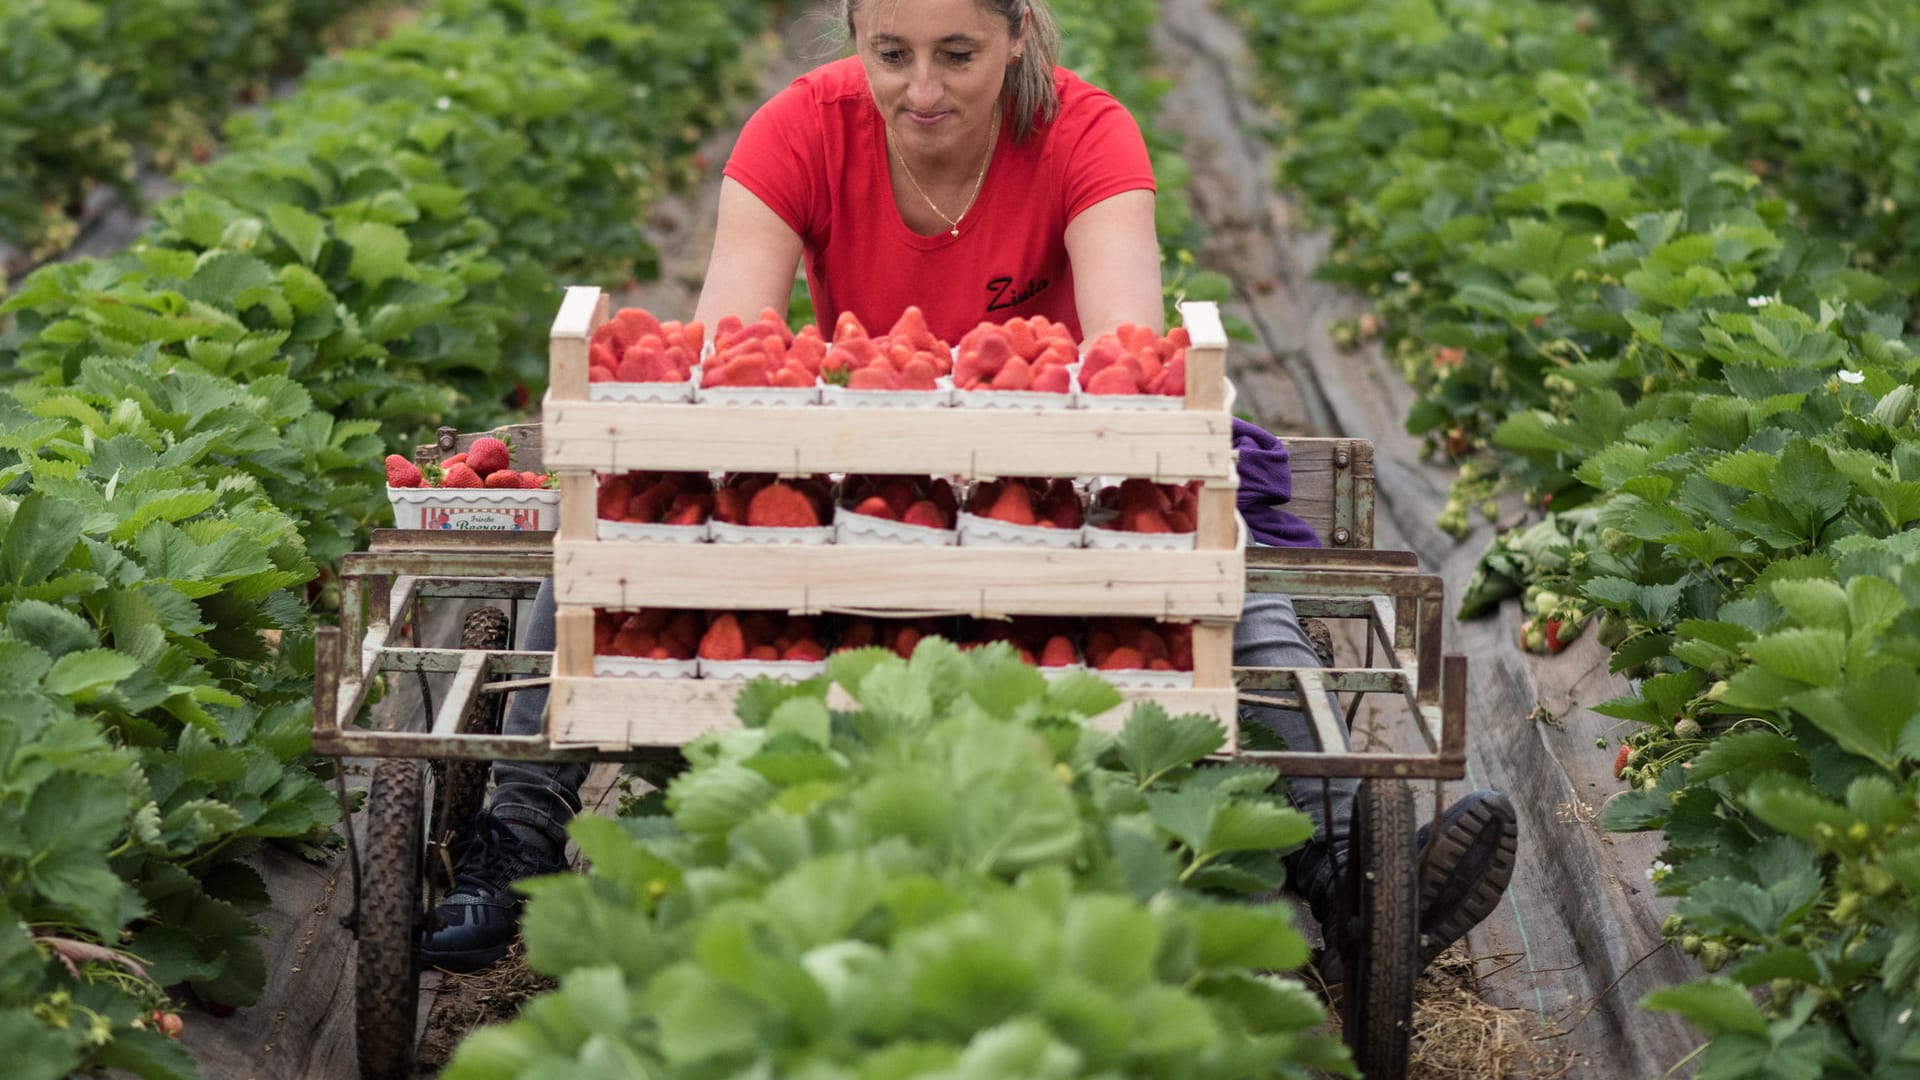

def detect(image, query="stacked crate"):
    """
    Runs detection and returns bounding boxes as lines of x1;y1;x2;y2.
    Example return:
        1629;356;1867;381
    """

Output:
539;286;1246;749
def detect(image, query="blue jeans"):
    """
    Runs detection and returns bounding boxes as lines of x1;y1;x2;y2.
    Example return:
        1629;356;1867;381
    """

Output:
489;578;587;846
491;579;1355;862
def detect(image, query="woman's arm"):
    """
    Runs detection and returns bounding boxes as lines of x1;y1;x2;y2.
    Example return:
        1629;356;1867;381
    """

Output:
1064;189;1163;340
692;178;807;340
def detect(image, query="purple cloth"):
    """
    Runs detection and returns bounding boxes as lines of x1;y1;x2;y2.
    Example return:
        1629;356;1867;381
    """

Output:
1232;418;1322;548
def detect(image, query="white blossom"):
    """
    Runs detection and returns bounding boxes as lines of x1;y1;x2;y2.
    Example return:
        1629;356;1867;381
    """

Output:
1747;295;1770;309
436;96;452;111
1858;86;1873;106
1839;369;1867;385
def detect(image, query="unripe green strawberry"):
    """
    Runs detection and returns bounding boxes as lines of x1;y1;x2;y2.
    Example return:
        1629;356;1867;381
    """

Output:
1662;914;1685;938
1673;716;1702;739
1872;383;1915;428
1698;940;1732;972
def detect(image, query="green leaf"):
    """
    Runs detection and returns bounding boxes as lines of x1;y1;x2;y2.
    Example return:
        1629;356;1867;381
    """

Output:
4;494;84;587
1190;901;1308;972
1113;704;1225;787
338;221;413;289
1641;979;1768;1038
1748;628;1845;687
668;763;777;837
1063;894;1159;990
41;648;142;699
1042;671;1123;720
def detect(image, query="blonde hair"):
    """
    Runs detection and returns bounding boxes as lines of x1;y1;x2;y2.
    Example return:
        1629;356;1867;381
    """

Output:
836;0;1062;142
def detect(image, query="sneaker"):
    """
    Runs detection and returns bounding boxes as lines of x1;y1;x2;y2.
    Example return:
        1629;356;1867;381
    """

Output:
1413;790;1518;967
418;811;568;973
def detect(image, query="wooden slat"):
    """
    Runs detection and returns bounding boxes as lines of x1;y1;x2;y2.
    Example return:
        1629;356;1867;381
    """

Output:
554;605;594;678
558;473;595;542
551;541;1246;619
1196;482;1238;551
541;397;1236;480
1177;300;1227;413
1283;437;1373;549
549;286;607;402
546;676;1236;747
430;651;488;736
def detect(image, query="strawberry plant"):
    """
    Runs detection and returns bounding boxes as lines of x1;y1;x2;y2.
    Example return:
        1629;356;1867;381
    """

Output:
442;642;1350;1078
0;1;370;261
1577;0;1920;296
1224;0;1920;1069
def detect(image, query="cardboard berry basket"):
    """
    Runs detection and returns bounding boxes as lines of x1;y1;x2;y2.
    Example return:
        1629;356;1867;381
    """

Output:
833;506;959;547
596;519;711;543
818;382;955;408
697;658;830;682
1097;668;1196;690
387;486;559;531
592;656;699;678
1078;388;1185;412
1083;522;1198;551
956;512;1085;549
950;386;1078;410
695;384;820;406
588;373;698;404
707;521;836;545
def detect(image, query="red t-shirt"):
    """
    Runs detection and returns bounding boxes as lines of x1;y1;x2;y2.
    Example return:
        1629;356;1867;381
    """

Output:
723;56;1155;344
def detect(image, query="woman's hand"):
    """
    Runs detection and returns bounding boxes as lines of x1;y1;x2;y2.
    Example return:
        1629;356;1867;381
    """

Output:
693;178;807;342
1065;189;1163;340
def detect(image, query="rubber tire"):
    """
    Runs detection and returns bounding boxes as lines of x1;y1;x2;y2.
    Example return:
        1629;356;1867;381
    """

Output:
1339;778;1417;1079
357;758;425;1080
431;606;510;875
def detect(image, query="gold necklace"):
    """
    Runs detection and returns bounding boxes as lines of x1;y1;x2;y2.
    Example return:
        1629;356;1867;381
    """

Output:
891;109;1001;238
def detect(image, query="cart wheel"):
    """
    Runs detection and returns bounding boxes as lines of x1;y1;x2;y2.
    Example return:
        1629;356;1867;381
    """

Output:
1338;778;1417;1079
431;607;511;873
357;758;425;1080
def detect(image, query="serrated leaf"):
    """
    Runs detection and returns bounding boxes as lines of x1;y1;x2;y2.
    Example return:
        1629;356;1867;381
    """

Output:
1190;901;1307;972
338;220;413;289
1113;701;1225;789
668;763;777;837
42;648;142;698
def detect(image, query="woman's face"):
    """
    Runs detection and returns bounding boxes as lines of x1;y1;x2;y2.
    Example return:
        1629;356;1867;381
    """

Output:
853;0;1019;160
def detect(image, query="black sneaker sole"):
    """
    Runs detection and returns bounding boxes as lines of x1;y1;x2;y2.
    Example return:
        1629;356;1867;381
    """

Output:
1416;792;1518;967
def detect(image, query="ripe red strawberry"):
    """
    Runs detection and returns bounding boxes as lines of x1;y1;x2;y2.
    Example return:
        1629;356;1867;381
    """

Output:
1613;744;1631;779
385;454;423;488
699;613;747;661
746;482;821;527
1099;646;1146;671
1039;635;1077;667
521;471;543;488
443;453;468;468
983;483;1037;526
902;499;947;529
782;639;825;662
852;495;897;520
441;463;483;488
484;469;525;489
466;437;510;477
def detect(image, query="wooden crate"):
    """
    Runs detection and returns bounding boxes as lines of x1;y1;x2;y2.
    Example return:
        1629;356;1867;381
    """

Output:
540;287;1246;748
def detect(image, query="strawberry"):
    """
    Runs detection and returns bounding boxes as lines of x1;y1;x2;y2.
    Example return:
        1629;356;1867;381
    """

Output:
782;639;825;662
1039;635;1078;667
746;482;821;528
1030;364;1072;394
1613;744;1631;779
484;469;525;489
1086;364;1142;395
443;453;468;468
521;470;544;487
983;483;1037;526
385;454;423;488
851;495;897;520
467;436;510;477
1545;618;1567;654
699;613;747;661
1100;646;1146;671
902;499;948;529
441;463;483;488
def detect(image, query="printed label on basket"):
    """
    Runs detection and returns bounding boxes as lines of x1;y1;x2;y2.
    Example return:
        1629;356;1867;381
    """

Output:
593;656;699;679
597;519;711;543
698;658;830;682
957;512;1084;549
708;521;836;546
834;509;958;547
1099;669;1195;690
1083;525;1196;551
388;487;559;531
695;384;820;407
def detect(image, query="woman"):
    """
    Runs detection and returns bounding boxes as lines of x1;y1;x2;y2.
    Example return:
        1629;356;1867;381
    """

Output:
423;0;1516;981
